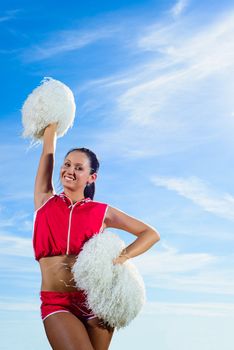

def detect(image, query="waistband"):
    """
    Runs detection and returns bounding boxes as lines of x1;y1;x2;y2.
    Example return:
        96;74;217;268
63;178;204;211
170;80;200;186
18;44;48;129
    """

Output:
40;290;87;297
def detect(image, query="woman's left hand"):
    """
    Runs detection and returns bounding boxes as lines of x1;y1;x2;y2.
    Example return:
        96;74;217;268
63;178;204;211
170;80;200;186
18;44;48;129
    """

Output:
112;255;129;265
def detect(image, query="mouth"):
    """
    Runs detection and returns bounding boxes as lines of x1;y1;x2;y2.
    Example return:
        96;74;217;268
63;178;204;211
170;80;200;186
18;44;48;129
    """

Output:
64;175;75;181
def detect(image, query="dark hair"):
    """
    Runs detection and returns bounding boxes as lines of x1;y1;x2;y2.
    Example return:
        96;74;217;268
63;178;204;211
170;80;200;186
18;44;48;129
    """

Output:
57;147;100;200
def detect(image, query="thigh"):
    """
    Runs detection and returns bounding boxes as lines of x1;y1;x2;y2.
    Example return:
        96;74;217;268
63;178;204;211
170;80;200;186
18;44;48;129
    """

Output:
43;311;94;350
85;317;115;350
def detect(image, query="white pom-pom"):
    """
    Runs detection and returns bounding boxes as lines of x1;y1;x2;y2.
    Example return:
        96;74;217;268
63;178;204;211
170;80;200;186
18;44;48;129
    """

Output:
21;77;76;145
71;231;146;330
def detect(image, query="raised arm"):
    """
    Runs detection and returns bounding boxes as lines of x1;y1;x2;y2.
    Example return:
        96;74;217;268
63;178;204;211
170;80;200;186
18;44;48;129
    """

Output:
34;123;58;211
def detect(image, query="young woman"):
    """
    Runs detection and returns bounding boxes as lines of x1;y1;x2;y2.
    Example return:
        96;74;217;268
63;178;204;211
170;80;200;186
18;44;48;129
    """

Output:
33;122;160;350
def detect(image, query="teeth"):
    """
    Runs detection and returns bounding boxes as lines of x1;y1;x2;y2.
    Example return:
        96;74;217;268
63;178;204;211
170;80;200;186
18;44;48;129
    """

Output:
65;176;74;181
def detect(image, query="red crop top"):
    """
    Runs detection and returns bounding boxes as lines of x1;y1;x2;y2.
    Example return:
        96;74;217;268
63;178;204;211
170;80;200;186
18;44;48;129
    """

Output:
32;191;108;261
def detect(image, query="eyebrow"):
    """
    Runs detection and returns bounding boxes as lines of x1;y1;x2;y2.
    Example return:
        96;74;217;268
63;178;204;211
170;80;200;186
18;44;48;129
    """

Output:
65;159;84;166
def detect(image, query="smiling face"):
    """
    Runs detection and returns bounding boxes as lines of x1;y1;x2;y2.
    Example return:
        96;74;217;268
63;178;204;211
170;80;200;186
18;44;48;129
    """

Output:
60;151;97;193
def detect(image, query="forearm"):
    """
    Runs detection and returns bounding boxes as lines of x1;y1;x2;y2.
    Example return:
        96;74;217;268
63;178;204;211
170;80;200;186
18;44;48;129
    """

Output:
121;229;160;259
34;123;58;194
42;123;58;154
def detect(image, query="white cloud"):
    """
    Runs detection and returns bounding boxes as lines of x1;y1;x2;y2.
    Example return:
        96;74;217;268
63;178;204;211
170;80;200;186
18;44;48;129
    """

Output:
0;298;233;317
76;11;234;159
134;241;216;274
0;255;38;273
22;26;118;62
142;301;234;317
0;191;33;201
121;12;234;123
147;271;234;296
133;242;234;296
0;233;33;258
0;212;31;229
0;9;22;23
151;175;234;221
0;298;38;311
170;0;189;18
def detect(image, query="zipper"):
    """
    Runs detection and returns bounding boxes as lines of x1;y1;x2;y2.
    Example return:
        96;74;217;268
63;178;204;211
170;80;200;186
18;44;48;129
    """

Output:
66;203;75;255
61;193;91;255
65;196;85;255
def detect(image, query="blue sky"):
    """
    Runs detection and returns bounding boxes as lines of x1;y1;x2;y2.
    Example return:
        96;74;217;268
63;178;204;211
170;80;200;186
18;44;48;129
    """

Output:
0;0;234;349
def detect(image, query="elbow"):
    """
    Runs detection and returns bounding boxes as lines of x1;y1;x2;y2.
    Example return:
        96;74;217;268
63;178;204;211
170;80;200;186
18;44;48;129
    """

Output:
142;227;160;243
152;230;160;242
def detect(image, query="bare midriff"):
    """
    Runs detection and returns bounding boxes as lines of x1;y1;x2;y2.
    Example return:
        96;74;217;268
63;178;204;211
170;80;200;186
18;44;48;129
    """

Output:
39;254;81;292
38;217;107;292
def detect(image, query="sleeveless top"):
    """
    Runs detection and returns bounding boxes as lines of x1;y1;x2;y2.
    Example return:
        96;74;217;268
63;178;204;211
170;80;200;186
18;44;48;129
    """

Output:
32;191;109;261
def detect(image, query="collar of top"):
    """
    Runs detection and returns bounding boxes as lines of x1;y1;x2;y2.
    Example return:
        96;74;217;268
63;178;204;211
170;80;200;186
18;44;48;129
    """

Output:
59;191;92;207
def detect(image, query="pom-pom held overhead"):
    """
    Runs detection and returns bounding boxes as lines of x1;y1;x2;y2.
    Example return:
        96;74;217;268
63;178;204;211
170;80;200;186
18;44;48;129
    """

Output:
21;77;76;146
71;231;146;331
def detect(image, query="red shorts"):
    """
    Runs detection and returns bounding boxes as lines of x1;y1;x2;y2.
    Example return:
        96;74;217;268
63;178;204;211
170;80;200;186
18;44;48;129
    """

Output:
40;290;97;322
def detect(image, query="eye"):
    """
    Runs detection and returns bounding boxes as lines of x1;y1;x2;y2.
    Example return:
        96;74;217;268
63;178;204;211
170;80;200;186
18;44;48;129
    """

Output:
63;162;83;170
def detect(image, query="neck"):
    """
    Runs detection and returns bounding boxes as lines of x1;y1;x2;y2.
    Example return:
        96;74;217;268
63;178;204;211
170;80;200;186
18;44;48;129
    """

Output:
62;189;85;203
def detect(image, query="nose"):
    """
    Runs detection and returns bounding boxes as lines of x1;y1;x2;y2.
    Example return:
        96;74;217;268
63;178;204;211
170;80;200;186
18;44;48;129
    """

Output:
63;165;75;176
67;169;75;176
67;167;74;174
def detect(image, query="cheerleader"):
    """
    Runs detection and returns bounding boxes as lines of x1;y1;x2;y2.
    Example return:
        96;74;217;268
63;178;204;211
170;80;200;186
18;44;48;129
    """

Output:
33;122;160;350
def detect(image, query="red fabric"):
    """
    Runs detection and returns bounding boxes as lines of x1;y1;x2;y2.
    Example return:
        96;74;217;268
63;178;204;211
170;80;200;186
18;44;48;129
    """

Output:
40;290;97;321
33;191;108;261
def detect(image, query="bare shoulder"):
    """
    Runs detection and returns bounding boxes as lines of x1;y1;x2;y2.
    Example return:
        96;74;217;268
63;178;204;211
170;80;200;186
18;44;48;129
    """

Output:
34;191;56;212
105;205;124;221
104;205;155;237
